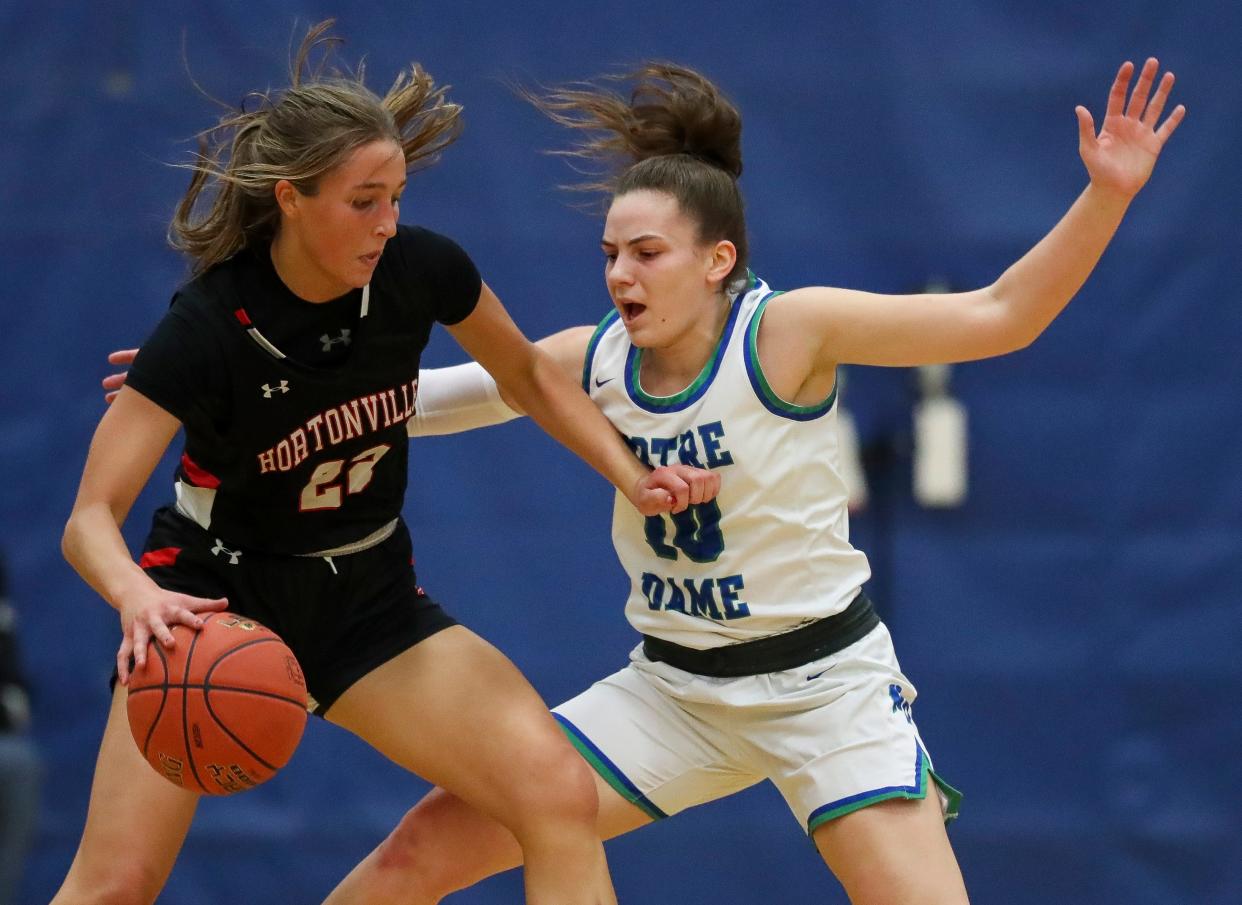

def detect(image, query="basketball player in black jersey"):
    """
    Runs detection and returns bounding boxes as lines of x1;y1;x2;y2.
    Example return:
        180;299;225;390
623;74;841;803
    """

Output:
53;22;716;905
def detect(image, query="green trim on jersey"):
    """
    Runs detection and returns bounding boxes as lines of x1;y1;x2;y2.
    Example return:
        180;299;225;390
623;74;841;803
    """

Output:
628;329;725;408
624;271;758;409
745;292;838;418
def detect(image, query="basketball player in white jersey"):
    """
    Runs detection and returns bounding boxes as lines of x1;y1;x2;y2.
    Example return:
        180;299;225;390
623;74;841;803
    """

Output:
107;57;1183;904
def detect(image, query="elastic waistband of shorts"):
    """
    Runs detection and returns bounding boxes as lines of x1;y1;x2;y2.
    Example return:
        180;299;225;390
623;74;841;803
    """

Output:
297;518;399;558
167;504;399;559
641;592;879;678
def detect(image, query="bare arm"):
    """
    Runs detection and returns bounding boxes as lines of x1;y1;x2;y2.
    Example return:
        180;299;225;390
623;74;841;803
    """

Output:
447;285;707;514
404;325;594;436
493;326;595;412
763;59;1185;383
63;388;227;682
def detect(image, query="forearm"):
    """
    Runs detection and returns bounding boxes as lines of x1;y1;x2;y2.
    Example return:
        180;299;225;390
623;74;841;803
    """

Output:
498;349;647;494
987;182;1132;347
410;326;596;437
62;504;154;611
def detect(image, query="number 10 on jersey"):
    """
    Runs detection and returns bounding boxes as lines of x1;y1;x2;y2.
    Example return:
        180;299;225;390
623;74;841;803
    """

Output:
644;500;725;563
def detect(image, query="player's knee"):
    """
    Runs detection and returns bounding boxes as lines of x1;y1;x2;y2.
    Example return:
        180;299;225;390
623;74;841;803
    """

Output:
55;862;165;905
370;798;478;901
507;739;599;831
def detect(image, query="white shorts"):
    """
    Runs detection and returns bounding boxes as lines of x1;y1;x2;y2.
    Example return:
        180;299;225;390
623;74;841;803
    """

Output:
553;622;961;834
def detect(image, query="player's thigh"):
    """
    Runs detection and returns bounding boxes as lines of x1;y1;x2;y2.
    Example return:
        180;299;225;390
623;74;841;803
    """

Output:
812;793;967;905
324;626;590;821
594;768;660;839
54;683;199;902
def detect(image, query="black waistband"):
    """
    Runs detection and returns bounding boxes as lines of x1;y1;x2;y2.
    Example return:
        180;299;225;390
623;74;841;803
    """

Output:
641;592;879;678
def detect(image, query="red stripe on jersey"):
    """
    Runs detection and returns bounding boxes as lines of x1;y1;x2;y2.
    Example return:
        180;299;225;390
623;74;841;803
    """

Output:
180;453;222;489
233;308;252;326
139;547;181;569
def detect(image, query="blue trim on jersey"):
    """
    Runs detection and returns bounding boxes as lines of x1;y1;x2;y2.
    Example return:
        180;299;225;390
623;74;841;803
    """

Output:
744;291;837;421
582;309;621;391
624;292;745;414
553;713;668;821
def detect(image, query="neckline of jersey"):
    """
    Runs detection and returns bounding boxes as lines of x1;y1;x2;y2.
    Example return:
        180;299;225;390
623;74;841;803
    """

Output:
623;272;757;413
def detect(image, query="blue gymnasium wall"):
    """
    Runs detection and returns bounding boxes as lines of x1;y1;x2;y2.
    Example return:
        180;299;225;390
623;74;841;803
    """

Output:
2;2;1239;902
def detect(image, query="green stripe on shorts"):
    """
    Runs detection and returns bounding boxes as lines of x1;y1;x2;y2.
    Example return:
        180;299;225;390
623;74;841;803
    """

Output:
555;715;667;822
807;746;963;833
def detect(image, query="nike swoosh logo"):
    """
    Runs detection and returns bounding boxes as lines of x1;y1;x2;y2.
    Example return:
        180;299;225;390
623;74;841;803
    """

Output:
594;377;615;388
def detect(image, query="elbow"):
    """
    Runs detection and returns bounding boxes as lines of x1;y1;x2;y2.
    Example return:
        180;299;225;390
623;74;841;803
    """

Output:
958;325;1037;362
494;381;525;415
974;302;1039;358
1009;317;1052;353
501;348;560;407
1003;326;1042;354
61;505;99;569
979;285;1051;356
61;515;79;566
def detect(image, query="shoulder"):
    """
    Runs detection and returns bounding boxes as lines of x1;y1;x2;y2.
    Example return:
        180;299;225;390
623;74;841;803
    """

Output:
538;325;597;380
740;284;845;399
375;224;482;325
137;257;251;370
396;223;472;255
167;257;245;325
382;225;477;277
753;285;852;337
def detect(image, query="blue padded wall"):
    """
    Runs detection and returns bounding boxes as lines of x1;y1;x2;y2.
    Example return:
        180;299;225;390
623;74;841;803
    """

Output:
2;2;1238;903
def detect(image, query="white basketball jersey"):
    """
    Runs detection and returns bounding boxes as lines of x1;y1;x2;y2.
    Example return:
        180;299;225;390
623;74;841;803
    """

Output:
585;274;872;650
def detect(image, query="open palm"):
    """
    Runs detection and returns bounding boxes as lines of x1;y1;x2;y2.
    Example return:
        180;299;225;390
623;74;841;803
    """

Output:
1077;58;1185;198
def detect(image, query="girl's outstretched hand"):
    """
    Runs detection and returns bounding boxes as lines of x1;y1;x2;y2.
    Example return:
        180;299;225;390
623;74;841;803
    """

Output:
1077;58;1185;199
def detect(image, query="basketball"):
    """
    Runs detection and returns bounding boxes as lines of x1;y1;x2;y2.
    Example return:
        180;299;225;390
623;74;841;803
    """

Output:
126;612;308;796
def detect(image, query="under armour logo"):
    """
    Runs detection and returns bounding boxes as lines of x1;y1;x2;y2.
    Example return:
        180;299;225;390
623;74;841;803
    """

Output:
210;540;242;565
320;329;352;352
262;381;289;398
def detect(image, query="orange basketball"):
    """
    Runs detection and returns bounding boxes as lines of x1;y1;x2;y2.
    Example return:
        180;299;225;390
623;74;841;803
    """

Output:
126;612;308;796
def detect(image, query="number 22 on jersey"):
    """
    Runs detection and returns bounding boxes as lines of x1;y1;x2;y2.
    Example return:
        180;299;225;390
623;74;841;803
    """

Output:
300;444;391;511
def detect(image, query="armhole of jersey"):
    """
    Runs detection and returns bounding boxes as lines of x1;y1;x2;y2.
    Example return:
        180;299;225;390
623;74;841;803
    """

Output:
582;309;621;391
743;292;838;421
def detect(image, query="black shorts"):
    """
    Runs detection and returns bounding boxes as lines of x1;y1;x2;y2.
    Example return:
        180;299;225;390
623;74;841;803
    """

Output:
132;505;457;715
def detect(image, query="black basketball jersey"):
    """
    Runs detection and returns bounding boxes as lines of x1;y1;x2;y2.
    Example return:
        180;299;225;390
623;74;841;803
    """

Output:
127;225;481;555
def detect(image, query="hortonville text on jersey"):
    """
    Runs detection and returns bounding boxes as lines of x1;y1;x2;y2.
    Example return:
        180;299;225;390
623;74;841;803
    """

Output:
256;378;419;475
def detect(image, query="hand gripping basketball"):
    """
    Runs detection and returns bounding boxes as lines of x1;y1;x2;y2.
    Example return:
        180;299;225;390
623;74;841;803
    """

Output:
126;613;308;795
